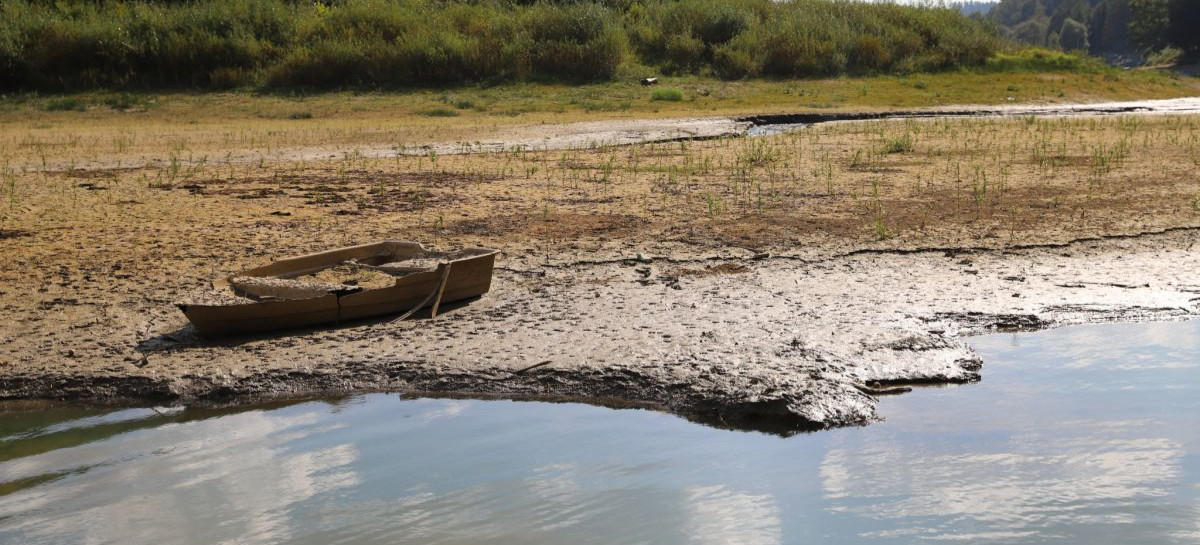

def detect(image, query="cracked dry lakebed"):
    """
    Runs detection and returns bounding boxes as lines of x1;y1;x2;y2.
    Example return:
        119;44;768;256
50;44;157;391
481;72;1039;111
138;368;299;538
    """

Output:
2;101;1200;433
3;228;1198;433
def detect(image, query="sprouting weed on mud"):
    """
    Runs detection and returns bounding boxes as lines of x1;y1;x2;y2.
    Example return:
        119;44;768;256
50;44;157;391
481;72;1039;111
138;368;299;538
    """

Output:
3;167;17;210
879;133;914;154
737;139;780;168
971;166;988;205
704;192;723;217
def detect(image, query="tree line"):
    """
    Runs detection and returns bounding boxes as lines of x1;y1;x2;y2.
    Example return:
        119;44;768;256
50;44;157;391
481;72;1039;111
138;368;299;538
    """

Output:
984;0;1200;60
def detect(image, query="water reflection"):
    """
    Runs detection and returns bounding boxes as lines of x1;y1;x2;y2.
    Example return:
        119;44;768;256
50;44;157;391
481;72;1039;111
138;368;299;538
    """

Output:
0;406;359;544
0;320;1197;544
684;485;782;545
819;319;1200;543
821;427;1183;540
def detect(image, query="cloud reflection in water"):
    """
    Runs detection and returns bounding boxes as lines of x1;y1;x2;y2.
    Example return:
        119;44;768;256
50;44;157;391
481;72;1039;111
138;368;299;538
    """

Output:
0;408;358;545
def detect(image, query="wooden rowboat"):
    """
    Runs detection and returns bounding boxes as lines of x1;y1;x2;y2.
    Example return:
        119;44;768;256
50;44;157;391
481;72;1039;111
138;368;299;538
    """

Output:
178;241;498;336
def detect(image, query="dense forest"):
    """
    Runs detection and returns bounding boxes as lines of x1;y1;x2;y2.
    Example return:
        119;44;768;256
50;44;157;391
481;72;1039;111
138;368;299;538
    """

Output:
986;0;1200;61
0;0;1004;91
953;2;998;17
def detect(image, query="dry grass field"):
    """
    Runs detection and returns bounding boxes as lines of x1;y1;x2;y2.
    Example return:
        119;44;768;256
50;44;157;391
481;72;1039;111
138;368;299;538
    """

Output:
3;105;1198;267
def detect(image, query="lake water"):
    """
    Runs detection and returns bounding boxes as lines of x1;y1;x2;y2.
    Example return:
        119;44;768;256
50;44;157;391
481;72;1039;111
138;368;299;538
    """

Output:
2;320;1198;544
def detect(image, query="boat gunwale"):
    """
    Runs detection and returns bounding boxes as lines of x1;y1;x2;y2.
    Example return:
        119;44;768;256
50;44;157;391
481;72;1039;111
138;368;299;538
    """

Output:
183;241;500;311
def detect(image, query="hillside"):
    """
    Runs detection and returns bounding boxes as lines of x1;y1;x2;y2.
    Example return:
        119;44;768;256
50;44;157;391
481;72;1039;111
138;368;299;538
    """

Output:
0;0;1002;91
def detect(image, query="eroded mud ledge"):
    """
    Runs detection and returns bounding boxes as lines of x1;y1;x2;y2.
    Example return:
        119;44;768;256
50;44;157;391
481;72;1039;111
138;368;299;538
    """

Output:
3;228;1197;434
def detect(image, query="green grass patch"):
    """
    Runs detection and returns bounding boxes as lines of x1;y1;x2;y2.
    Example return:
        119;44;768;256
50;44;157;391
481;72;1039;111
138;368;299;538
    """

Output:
6;66;1194;128
650;88;685;101
101;93;154;111
42;97;87;112
984;49;1093;73
417;108;460;117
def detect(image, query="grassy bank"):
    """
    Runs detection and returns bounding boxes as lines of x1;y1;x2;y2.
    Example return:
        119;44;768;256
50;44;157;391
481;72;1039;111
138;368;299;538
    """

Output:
2;65;1195;133
0;0;1002;92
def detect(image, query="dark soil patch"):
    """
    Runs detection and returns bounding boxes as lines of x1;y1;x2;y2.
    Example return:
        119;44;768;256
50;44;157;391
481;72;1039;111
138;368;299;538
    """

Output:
227;169;502;189
189;169;493;211
1030;155;1100;168
360;188;454;212
447;212;648;239
61;166;147;179
669;263;750;277
546;195;620;205
848;166;906;173
0;229;32;240
667;214;867;249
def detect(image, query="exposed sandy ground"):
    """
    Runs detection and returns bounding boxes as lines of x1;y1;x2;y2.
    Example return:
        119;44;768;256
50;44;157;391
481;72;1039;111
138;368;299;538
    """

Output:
2;104;1199;432
18;97;1200;172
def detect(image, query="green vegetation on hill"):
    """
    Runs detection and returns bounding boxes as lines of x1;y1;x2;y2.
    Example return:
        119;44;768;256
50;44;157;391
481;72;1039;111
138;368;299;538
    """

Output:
987;0;1200;59
0;0;1002;92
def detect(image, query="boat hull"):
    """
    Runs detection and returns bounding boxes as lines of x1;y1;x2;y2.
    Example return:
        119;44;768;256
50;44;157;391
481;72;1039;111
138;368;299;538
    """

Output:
178;241;497;336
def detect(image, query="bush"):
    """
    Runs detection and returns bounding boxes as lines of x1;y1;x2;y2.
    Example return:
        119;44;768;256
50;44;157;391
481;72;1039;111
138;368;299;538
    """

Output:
713;39;760;79
524;2;627;81
0;0;1003;91
852;36;892;71
662;33;706;74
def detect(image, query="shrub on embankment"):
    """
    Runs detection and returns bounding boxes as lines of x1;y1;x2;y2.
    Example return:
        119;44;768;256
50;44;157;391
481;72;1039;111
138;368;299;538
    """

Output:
0;0;1003;92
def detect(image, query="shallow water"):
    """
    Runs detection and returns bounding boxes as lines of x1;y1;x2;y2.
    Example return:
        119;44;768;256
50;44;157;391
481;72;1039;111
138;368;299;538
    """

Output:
744;96;1200;137
2;319;1198;544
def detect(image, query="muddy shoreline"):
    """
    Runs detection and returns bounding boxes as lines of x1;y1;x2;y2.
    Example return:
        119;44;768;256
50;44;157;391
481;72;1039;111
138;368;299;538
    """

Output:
5;98;1198;434
739;96;1200;127
4;227;1197;434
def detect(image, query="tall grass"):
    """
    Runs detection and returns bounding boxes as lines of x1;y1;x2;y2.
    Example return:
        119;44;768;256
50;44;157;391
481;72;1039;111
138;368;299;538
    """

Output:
0;0;1003;92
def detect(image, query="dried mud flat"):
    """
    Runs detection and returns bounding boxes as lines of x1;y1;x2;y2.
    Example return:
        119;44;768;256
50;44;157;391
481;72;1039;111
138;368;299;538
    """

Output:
2;227;1197;433
29;97;1200;174
3;100;1200;433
